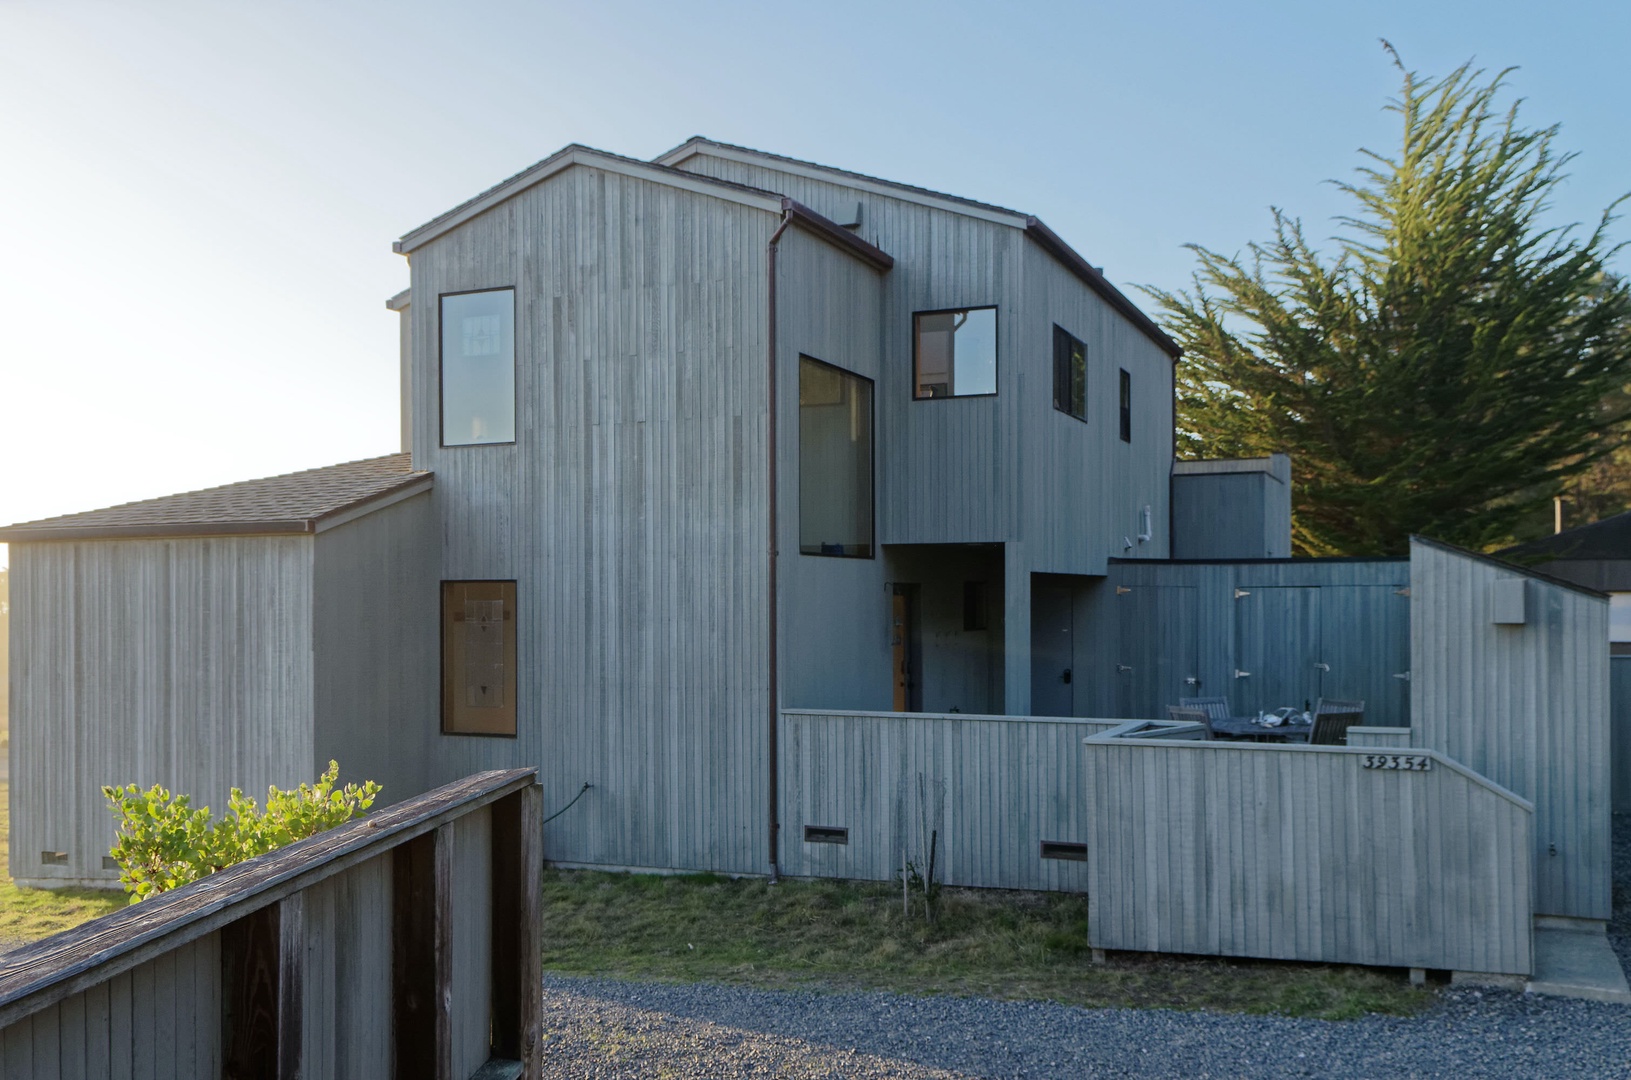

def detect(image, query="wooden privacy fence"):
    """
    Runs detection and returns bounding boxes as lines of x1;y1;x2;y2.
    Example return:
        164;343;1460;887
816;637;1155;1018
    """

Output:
1084;725;1534;976
0;769;540;1080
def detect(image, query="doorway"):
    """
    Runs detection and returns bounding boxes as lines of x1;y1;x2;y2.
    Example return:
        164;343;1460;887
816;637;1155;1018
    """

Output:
1031;583;1074;716
891;584;922;712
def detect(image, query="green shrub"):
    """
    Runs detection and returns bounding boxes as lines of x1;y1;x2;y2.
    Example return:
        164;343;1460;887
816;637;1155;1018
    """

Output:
103;760;380;903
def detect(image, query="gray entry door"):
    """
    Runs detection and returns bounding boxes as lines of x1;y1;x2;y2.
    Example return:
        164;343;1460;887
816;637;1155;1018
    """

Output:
1233;586;1322;716
1115;586;1199;718
1030;586;1074;716
1318;585;1410;726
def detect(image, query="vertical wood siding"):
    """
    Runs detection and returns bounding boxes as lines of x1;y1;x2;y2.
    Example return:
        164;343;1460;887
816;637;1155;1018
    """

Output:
1084;735;1534;974
312;493;438;805
298;853;392;1080
1410;538;1611;921
409;166;774;873
450;806;493;1079
0;934;223;1078
778;709;1119;890
9;539;313;886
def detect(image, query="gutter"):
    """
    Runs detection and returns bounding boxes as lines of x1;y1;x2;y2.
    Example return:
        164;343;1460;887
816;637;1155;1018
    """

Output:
766;208;794;882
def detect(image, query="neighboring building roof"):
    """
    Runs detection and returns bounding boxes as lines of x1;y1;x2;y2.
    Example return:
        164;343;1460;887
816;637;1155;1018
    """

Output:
0;454;431;542
1173;454;1291;484
1502;509;1631;563
1413;534;1609;600
654;137;1181;359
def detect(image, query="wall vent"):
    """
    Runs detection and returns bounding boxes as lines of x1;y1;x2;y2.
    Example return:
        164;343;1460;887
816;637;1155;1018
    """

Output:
40;851;68;866
1040;840;1087;862
803;825;849;845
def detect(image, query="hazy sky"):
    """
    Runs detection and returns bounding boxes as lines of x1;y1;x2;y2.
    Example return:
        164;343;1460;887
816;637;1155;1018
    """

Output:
3;0;1628;567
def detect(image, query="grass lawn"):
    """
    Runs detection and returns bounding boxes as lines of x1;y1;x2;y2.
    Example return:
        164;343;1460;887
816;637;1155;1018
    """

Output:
541;870;1429;1021
0;782;125;952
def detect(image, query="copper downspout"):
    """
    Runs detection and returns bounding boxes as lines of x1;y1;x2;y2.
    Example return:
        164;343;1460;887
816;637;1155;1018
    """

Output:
766;209;794;882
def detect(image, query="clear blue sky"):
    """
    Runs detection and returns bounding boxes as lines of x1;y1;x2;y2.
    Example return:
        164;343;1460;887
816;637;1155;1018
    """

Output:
3;0;1628;565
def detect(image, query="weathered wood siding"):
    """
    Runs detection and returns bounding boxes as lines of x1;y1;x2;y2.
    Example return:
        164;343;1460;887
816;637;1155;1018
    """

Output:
311;492;438;805
408;165;775;873
8;538;314;886
1077;559;1411;725
0;934;222;1079
0;771;540;1080
779;709;1119;890
1084;732;1534;975
1410;537;1611;921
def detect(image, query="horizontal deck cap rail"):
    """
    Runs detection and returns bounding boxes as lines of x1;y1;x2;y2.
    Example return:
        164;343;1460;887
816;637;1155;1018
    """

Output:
780;708;1125;728
0;768;537;1028
1084;723;1533;813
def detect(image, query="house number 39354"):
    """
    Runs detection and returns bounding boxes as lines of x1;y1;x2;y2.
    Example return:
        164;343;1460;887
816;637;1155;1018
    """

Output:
1361;754;1431;771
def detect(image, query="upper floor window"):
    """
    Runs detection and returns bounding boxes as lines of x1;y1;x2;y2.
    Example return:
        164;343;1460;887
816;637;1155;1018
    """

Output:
913;307;997;398
1119;368;1132;442
1053;325;1087;421
440;288;516;446
799;356;874;558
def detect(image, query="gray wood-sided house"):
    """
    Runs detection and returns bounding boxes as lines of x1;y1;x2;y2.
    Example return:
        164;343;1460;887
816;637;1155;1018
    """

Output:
4;139;1619;986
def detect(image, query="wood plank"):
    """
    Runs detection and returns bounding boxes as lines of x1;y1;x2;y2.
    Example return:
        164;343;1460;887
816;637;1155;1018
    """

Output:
392;830;438;1080
221;904;281;1080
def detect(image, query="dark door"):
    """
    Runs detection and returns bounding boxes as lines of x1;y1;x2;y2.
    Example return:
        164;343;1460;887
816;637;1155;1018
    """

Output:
1318;585;1411;726
1232;586;1322;716
1115;585;1199;718
891;585;922;712
1030;585;1074;716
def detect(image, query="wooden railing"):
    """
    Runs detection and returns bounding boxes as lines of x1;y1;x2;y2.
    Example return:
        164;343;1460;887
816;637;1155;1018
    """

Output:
0;769;540;1079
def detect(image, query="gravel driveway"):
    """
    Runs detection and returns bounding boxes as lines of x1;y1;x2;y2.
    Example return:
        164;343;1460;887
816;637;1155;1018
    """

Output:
539;812;1631;1078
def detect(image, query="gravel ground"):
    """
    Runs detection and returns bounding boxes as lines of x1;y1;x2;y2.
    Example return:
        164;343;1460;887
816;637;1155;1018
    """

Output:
541;978;1631;1079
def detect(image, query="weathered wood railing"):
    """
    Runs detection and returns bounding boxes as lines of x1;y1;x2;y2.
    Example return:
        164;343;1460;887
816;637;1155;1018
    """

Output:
1083;725;1534;976
0;769;540;1079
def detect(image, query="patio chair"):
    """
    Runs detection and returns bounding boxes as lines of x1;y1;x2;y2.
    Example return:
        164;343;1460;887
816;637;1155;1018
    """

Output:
1179;696;1231;725
1167;705;1215;740
1309;697;1365;746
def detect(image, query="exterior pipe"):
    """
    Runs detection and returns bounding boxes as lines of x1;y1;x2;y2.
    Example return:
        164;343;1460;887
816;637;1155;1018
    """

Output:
766;210;794;882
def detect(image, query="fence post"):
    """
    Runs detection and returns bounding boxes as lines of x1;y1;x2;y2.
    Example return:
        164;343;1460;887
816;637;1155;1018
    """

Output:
393;822;454;1080
489;781;542;1072
220;893;303;1080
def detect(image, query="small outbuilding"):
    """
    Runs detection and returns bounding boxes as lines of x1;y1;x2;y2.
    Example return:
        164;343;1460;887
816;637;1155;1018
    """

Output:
1;454;437;887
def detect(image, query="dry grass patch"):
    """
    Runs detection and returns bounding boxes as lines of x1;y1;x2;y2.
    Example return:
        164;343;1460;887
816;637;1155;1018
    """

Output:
0;782;124;952
540;870;1428;1021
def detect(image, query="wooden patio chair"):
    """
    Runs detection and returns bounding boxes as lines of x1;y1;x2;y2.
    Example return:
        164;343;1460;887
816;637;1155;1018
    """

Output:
1179;696;1231;725
1309;697;1365;746
1167;705;1215;740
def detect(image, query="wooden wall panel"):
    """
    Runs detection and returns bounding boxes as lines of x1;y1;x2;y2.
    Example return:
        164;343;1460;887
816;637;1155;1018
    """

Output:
779;709;1119;890
1410;538;1611;921
1084;735;1533;974
9;539;313;886
299;854;393;1080
449;807;493;1079
409;166;775;874
312;492;438;805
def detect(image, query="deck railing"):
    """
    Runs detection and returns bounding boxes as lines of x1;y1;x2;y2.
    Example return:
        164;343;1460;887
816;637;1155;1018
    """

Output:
0;768;541;1079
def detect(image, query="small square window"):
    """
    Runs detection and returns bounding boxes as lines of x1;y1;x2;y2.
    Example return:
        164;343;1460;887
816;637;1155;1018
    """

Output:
1119;369;1132;443
441;580;518;736
1053;326;1086;421
914;307;997;398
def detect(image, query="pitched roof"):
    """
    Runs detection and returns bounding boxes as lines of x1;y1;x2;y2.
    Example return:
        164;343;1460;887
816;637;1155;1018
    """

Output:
1501;509;1631;563
0;454;431;543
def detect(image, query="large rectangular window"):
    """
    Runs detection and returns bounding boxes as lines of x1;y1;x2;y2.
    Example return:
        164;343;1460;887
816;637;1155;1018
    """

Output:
1053;325;1087;421
1119;368;1132;443
441;580;518;736
440;288;516;446
913;307;997;398
799;356;874;558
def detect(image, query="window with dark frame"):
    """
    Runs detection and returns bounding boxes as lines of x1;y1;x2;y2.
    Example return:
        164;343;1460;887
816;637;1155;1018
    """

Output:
799;356;875;558
441;580;518;736
913;307;998;398
1052;325;1087;421
440;288;516;446
1119;368;1132;443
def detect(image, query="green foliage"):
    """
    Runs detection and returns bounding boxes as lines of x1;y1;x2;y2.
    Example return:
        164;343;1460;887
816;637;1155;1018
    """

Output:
102;760;379;903
1146;48;1631;555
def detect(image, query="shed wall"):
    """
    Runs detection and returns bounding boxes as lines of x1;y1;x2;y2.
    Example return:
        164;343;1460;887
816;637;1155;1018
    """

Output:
1409;538;1611;921
408;164;773;873
8;538;314;886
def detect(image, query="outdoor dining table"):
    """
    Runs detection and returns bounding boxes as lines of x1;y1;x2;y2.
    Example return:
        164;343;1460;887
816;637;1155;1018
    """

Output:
1208;716;1312;743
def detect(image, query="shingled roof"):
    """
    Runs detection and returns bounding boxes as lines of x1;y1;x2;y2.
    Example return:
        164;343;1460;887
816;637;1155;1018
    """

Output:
0;454;431;542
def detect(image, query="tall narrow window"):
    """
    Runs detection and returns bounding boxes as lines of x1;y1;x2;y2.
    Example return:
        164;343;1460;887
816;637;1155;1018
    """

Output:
1053;325;1087;421
799;356;874;558
1119;368;1132;443
440;288;516;446
441;580;518;736
914;307;997;398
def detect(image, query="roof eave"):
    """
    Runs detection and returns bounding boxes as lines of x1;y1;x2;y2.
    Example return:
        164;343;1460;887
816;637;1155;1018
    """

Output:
1024;218;1181;360
783;199;894;271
